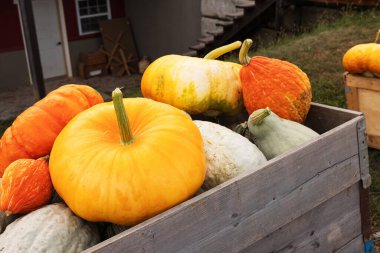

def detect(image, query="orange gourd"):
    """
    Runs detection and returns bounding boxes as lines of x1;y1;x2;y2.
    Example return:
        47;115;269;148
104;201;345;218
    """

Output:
342;29;380;76
0;84;104;176
49;89;206;226
238;39;312;123
0;157;52;214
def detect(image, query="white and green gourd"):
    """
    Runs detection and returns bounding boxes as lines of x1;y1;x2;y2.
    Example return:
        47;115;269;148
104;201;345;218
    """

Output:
0;203;100;253
194;120;267;190
247;107;319;160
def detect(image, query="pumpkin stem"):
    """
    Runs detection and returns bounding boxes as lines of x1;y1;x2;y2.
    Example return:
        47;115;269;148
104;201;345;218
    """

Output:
375;29;380;43
112;88;134;145
239;39;253;66
203;41;242;59
249;107;271;126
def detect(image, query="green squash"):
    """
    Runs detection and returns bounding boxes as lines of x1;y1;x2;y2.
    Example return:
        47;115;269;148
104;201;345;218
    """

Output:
246;107;319;159
0;203;100;252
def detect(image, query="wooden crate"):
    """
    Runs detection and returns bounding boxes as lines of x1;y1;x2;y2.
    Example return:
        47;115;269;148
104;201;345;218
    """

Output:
84;103;372;253
80;51;107;66
77;63;107;79
344;72;380;149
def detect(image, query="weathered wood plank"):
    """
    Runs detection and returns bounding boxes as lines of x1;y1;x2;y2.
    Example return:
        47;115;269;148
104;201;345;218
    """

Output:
201;0;244;19
85;109;364;253
235;0;256;8
201;17;230;37
197;35;215;44
304;102;362;134
183;155;361;252
241;183;362;252
335;234;365;253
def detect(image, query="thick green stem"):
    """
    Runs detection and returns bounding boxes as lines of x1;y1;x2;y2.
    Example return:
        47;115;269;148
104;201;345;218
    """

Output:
375;29;380;43
203;41;242;59
112;88;134;145
249;108;271;126
239;39;253;66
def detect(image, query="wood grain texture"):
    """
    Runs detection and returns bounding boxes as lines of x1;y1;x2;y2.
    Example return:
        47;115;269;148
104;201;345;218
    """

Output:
335;235;365;253
344;73;380;149
84;104;366;253
241;184;362;253
345;73;380;92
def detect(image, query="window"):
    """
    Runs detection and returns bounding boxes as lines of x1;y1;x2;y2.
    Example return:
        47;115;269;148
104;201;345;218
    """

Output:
75;0;111;35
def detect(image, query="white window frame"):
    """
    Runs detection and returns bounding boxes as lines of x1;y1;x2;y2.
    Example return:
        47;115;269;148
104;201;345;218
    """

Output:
75;0;111;36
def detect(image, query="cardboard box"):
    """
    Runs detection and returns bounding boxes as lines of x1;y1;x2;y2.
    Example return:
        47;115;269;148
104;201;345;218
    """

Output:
344;72;380;149
84;103;372;253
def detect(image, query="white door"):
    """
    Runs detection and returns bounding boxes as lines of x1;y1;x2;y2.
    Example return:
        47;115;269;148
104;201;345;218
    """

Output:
32;0;66;79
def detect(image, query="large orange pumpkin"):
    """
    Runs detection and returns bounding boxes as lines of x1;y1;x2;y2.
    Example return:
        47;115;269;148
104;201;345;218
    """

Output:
342;29;380;76
0;157;52;214
239;39;312;123
0;84;103;175
49;89;206;226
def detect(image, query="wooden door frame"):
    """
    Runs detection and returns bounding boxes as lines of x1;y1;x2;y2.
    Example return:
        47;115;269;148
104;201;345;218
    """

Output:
14;0;72;80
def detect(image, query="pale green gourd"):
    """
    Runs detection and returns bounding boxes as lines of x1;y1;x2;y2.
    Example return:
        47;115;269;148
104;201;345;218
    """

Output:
0;203;100;253
247;108;319;160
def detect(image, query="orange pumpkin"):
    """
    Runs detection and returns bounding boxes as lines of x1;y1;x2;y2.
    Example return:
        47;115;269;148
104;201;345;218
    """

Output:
0;157;52;214
239;39;312;123
0;84;103;175
49;89;206;226
342;29;380;76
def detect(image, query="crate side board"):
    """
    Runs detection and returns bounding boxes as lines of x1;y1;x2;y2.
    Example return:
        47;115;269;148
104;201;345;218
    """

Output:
85;111;366;253
185;155;361;253
335;235;366;253
241;183;362;253
305;102;362;134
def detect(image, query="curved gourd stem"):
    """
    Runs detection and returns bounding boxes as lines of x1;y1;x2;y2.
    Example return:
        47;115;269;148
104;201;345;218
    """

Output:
249;108;271;126
239;39;253;66
375;29;380;43
203;41;242;59
112;88;134;145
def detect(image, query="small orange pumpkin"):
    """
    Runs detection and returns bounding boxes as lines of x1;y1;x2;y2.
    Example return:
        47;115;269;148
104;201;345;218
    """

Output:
0;84;104;175
0;157;52;214
238;39;312;123
342;29;380;76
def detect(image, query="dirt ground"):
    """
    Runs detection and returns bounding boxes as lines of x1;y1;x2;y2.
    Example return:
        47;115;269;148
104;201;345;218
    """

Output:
0;74;142;121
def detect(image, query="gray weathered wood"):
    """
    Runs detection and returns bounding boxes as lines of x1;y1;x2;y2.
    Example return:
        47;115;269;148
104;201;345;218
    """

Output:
181;155;360;252
201;17;225;37
305;102;362;134
335;234;365;253
201;0;245;19
241;183;362;252
85;104;366;253
198;36;215;44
